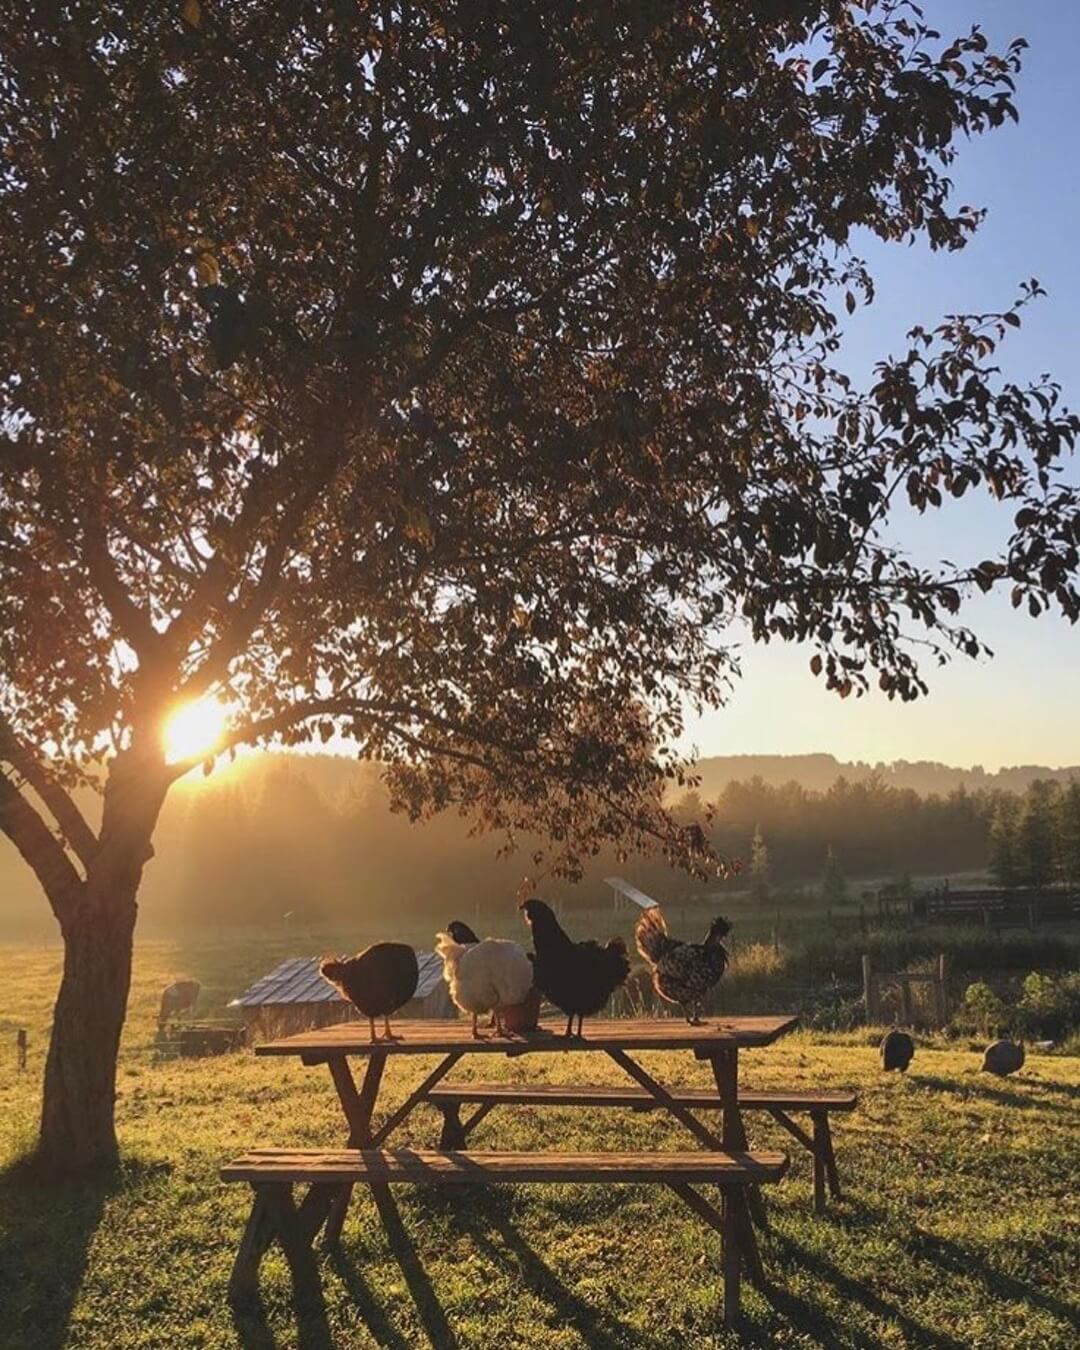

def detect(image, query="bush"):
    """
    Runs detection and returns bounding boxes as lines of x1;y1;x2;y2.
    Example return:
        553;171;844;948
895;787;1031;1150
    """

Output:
959;981;1005;1037
1015;971;1080;1041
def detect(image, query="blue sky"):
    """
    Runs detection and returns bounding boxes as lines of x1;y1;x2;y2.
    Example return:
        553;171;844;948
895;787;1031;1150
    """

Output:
683;0;1080;770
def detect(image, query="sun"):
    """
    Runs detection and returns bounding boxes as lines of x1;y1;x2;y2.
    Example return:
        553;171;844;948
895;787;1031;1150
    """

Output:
162;697;230;765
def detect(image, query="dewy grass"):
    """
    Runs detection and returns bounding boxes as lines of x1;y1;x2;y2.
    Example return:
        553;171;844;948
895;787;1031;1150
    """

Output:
1;936;1078;1349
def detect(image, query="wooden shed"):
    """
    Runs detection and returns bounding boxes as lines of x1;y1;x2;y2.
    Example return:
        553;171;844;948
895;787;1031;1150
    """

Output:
229;951;453;1040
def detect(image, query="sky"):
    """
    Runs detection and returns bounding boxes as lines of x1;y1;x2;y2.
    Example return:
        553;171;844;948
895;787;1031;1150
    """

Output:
683;1;1080;771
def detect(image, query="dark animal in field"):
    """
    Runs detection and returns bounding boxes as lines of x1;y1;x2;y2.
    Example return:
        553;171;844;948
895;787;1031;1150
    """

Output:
158;979;200;1029
981;1038;1025;1077
635;908;730;1024
319;944;419;1041
519;898;629;1037
880;1028;915;1072
446;920;480;944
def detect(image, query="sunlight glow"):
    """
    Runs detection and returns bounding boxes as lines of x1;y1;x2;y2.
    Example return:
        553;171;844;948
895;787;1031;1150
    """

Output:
162;698;229;765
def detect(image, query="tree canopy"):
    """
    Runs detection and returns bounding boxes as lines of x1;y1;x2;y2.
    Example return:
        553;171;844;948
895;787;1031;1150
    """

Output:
3;0;1079;890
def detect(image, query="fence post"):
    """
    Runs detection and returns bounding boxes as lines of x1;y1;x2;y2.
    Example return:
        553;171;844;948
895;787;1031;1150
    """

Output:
937;953;949;1026
899;978;913;1026
862;955;873;1022
16;1028;27;1071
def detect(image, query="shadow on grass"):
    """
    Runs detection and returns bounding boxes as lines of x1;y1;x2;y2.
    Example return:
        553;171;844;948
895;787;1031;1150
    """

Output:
0;1155;164;1350
371;1185;459;1349
914;1230;1080;1332
227;1237;338;1350
912;1074;1080;1114
448;1188;670;1350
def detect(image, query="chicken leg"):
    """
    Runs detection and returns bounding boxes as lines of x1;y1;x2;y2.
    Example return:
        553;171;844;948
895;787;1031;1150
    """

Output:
381;1014;400;1041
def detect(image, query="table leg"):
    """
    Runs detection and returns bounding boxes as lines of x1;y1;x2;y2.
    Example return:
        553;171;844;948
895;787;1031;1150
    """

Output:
228;1185;275;1303
323;1053;387;1246
710;1048;768;1231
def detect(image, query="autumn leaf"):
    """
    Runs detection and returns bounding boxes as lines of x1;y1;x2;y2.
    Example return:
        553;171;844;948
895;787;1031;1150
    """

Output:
181;0;202;29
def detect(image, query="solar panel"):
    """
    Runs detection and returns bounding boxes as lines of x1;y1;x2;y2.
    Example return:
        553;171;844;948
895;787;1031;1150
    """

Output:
603;876;660;909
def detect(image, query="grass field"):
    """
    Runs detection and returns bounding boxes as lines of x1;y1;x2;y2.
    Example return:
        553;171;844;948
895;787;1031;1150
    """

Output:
2;939;1079;1350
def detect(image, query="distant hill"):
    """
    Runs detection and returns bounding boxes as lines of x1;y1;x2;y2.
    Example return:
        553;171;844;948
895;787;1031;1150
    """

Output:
686;754;1080;800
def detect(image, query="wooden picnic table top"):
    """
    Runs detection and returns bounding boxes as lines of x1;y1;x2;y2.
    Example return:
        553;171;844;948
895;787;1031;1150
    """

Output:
255;1014;799;1059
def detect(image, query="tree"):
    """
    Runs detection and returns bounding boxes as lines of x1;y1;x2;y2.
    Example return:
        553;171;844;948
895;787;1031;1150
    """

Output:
1056;780;1080;889
3;5;1079;1170
820;846;847;905
1017;780;1059;890
989;795;1022;890
749;825;771;905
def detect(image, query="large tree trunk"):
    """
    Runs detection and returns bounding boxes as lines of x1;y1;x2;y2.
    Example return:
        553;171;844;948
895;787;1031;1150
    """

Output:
38;881;139;1171
37;752;166;1173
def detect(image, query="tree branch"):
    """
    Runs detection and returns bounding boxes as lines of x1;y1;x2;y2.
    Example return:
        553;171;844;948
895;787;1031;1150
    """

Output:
0;718;99;869
0;771;83;922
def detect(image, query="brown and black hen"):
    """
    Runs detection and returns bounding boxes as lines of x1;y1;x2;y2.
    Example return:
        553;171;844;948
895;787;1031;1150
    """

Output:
320;943;419;1041
635;908;730;1024
520;898;629;1037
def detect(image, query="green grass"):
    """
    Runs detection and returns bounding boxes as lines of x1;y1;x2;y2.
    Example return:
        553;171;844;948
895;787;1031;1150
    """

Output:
2;939;1079;1349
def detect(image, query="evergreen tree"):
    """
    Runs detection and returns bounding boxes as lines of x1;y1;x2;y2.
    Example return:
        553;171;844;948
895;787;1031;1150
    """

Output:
1058;780;1080;889
749;825;770;904
820;846;848;905
1018;780;1059;889
989;795;1022;889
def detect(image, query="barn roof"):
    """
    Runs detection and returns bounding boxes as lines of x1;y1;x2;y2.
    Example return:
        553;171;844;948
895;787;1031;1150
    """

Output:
603;875;659;909
229;950;445;1008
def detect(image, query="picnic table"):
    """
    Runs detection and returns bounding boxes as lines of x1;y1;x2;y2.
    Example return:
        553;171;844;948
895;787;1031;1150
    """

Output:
224;1014;803;1326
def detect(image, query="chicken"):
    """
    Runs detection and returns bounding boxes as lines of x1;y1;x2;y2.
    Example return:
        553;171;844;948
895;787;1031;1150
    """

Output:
519;898;630;1037
635;907;730;1024
319;943;419;1042
880;1028;915;1072
435;931;534;1038
981;1038;1025;1076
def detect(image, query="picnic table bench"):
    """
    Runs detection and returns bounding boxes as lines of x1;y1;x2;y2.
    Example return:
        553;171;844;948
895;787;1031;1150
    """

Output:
222;1014;812;1327
428;1083;854;1212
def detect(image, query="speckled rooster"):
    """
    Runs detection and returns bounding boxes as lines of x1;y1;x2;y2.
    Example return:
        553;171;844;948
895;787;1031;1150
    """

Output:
635;907;731;1024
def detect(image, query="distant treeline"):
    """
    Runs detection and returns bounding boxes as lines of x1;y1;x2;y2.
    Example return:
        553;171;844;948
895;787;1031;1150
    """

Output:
2;754;1077;932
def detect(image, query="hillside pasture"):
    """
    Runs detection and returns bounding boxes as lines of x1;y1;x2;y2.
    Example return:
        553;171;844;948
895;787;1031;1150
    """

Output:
1;939;1078;1350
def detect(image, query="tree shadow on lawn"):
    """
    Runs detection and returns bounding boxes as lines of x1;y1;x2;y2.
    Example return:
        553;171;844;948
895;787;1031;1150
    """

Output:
0;1155;165;1350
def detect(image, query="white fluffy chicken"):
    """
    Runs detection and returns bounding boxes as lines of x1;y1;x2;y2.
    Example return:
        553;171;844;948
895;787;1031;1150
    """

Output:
434;930;534;1038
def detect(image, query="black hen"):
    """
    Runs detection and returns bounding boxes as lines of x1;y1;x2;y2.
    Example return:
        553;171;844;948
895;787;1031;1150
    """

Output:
635;908;730;1024
446;920;480;944
320;943;419;1042
880;1028;915;1073
520;898;629;1037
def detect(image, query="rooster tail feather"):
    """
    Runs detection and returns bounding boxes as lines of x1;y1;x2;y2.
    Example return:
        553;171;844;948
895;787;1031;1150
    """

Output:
635;906;672;963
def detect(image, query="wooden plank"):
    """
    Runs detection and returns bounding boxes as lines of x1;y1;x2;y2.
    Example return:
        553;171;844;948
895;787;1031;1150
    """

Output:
426;1084;856;1111
221;1148;790;1185
255;1015;800;1059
